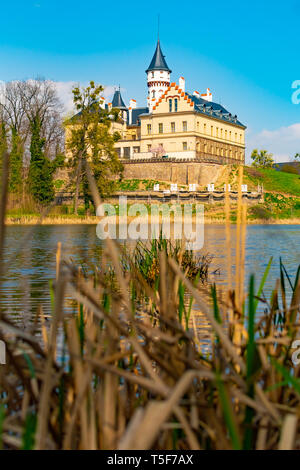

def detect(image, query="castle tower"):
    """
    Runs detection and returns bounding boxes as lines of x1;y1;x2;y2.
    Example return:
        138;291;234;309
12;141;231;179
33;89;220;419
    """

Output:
111;87;128;122
146;40;171;111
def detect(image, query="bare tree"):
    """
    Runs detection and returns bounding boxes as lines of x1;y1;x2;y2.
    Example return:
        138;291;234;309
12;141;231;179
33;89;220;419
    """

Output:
0;81;27;135
17;79;64;160
0;79;64;162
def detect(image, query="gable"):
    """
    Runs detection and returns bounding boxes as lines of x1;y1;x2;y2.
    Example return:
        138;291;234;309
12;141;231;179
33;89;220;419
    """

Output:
152;83;194;114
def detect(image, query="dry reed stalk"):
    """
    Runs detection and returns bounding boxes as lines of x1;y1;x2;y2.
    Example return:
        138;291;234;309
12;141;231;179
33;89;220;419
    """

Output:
35;265;67;449
168;258;246;373
224;173;232;293
0;151;9;313
239;203;247;311
56;242;61;281
278;414;298;450
234;165;244;309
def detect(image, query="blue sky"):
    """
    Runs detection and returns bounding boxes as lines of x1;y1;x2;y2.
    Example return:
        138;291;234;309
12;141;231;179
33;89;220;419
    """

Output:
0;0;299;162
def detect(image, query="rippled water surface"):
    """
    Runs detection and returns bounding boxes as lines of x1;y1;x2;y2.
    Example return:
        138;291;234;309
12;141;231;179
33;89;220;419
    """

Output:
1;224;299;326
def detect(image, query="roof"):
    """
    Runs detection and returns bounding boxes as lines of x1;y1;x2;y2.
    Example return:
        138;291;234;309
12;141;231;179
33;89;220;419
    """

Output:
130;107;149;125
146;40;172;73
112;89;127;109
187;93;246;128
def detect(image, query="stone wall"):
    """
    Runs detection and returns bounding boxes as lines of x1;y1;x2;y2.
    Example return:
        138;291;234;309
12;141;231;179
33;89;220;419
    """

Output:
123;161;224;186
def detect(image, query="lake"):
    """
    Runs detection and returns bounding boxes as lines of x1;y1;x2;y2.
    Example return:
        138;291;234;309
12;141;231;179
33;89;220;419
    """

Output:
1;224;299;328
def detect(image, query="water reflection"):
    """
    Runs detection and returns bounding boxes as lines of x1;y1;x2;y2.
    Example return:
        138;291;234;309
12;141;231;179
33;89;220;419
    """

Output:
1;224;299;325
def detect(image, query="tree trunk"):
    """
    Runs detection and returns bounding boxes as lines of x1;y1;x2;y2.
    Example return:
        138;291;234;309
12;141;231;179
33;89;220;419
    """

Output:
74;158;82;215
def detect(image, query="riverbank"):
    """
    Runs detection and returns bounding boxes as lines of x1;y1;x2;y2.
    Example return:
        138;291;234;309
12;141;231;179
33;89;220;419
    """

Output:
5;215;300;225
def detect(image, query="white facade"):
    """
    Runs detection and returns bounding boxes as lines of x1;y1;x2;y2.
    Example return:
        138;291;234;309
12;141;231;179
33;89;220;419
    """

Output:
147;69;170;111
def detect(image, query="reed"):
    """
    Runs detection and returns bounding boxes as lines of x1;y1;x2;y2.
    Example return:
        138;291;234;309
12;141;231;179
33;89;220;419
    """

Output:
0;161;299;450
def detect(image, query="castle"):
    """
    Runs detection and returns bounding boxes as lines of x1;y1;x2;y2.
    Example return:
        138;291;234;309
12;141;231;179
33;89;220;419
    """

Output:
107;40;246;164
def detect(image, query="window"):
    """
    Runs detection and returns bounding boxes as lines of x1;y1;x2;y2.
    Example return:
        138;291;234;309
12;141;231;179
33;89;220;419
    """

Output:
204;123;207;134
151;72;154;78
182;121;187;132
197;121;199;131
229;131;232;140
225;130;227;140
183;142;187;150
152;90;155;99
116;148;121;157
158;123;163;134
211;126;213;136
133;146;140;153
123;147;130;159
235;133;237;141
147;144;152;151
174;98;178;112
147;124;152;135
240;134;242;143
171;122;175;133
169;99;172;112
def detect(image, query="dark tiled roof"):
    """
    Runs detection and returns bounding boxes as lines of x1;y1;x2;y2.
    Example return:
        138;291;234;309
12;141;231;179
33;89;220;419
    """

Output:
112;89;127;109
188;93;246;128
130;107;149;125
146;40;172;73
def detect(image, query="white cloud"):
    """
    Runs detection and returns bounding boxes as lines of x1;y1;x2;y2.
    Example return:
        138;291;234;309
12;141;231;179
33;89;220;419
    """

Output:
246;123;300;163
53;82;118;115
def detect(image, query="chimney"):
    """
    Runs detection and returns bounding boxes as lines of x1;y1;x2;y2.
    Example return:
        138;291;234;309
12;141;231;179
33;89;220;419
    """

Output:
99;96;105;109
179;76;185;92
193;91;200;99
201;88;213;102
128;107;132;125
129;99;137;109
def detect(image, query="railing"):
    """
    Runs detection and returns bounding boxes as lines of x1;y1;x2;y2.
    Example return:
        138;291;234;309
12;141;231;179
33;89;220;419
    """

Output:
54;190;262;205
120;151;244;165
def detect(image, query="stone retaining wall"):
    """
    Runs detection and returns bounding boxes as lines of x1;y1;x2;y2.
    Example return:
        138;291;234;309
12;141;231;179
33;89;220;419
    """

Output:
122;161;224;186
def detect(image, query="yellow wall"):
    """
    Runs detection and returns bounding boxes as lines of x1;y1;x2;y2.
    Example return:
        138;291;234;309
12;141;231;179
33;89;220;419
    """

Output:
137;82;245;156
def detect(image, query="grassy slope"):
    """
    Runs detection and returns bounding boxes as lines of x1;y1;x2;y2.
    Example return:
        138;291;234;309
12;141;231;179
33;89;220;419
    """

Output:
244;167;300;196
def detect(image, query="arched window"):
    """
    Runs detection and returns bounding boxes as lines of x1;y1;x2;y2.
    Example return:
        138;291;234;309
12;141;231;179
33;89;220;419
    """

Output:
169;99;172;112
152;90;155;99
174;98;178;112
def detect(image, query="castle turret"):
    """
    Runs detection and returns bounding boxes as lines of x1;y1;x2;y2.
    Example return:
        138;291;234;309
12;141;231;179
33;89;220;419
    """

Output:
146;40;171;111
111;87;127;122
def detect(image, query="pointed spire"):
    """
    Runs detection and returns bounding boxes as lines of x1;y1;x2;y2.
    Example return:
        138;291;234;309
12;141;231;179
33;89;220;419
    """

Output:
111;88;126;109
146;40;172;73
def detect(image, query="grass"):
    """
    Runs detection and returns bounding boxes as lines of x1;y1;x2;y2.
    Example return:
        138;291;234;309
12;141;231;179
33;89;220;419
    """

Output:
245;167;300;196
115;179;169;192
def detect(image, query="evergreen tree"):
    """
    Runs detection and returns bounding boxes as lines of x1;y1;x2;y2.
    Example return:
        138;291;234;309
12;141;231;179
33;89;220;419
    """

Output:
28;117;55;204
9;128;23;193
0;122;7;170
